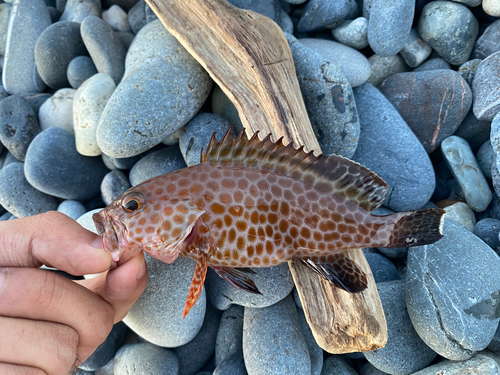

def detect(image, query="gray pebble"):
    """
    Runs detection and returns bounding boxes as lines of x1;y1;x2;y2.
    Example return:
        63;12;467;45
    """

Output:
454;110;491;152
102;5;131;33
297;307;323;375
215;305;244;367
47;6;60;23
144;4;158;24
332;17;368;50
364;253;399;283
321;356;357;374
115;31;135;50
477;140;494;180
101;169;131;205
277;6;293;34
22;93;52;114
411;354;500;375
114;343;179;375
472;19;500;60
67;56;98;89
297;0;353;33
110;155;139;170
213;352;247;375
458;59;481;87
60;0;101;23
412;57;451;72
399;28;432;68
227;0;281;22
211;86;244;134
474;218;500;252
0;4;12;56
128;0;147;34
488;325;500;352
473;51;500;121
359;362;390;375
366;54;409;87
57;200;87;220
95;359;113;375
3;151;21;167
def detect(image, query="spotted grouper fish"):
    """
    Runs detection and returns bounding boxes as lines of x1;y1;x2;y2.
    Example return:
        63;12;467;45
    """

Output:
93;129;445;317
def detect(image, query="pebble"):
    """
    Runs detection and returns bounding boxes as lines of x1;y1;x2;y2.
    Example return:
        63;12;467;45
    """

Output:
321;356;357;374
106;0;139;11
243;294;311;375
366;54;408;87
483;0;500;17
443;202;477;232
0;4;11;56
178;113;233;167
286;33;360;158
59;0;101;23
418;1;478;66
297;307;324;375
0;162;58;218
205;263;295;310
454;110;491;152
102;5;131;33
144;4;159;24
412;57;451;72
81;16;126;85
473;51;500;121
352;83;435;211
24;127;109;200
73;73;116;156
57;200;87;220
332;17;368;50
97;20;212;158
115;31;135;50
227;0;281;23
399;28;432;68
67;56;98;89
128;146;187;186
458;59;481;87
441;136;492;212
22;93;52;114
2;0;50;95
213;353;247;375
95;359;114;375
488;326;500;352
215;305;244;367
297;0;352;33
0;95;41;161
411;354;500;375
101;169;131;205
380;69;471;153
364;253;399;283
277;7;293;34
122;255;206;347
477;140;494;180
211;86;244;134
128;0;147;34
34;21;87;89
3;151;21;167
406;219;500;360
359;362;390;375
473;19;500;59
474;218;500;253
109;155;140;170
38;88;76;134
47;6;59;23
114;343;179;375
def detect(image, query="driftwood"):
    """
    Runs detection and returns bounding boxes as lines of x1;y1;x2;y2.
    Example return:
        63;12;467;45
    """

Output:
145;0;388;353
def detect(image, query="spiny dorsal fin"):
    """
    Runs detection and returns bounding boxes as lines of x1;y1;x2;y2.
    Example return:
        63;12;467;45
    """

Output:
201;129;389;212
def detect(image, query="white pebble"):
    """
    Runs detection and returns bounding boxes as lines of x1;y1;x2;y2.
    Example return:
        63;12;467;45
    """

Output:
102;5;131;33
38;88;76;134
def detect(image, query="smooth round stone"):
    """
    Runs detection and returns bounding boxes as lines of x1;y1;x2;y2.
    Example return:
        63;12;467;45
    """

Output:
473;51;500;121
364;253;399;283
367;0;414;56
298;38;370;88
101;169;131;205
443;202;476;232
115;31;134;50
297;0;351;32
454;110;491;152
47;6;59;22
215;305;244;367
352;83;435;211
286;33;360;158
128;0;147;34
332;17;368;50
2;0;50;95
95;359;114;375
472;20;500;59
74;73;116;156
458;59;481;87
359;362;390;375
0;95;41;161
366;54;409;86
406;219;500;360
3;151;21;167
102;5;131;32
59;0;101;23
488;326;500;352
243;294;311;375
380;70;471;153
57;200;87;220
34;21;87;89
0;162;58;218
79;322;127;371
114;343;179;375
412;354;500;375
227;0;280;22
400;28;432;68
491;163;500;201
144;4;158;23
441;136;492;212
0;4;12;56
477;140;494;180
123;255;206;347
178;113;233;166
205;263;295;310
213;352;247;375
277;7;293;34
474;218;500;252
38;88;76;134
109;155;140;170
81;16;126;85
25;127;108;200
128;146;186;186
484;0;500;16
67;56;98;89
297;307;323;375
211;86;244;134
97;20;212;158
22;93;52;114
418;1;478;66
413;57;451;72
321;356;358;374
172;303;222;375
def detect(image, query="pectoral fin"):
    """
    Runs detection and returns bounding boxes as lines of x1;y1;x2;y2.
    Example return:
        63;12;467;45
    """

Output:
211;266;261;294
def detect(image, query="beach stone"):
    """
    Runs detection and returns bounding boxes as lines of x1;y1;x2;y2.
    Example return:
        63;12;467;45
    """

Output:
406;219;500;360
227;0;280;22
57;200;87;220
418;1;478;66
494;164;500;201
367;0;414;56
102;5;131;32
399;29;432;68
128;146;186;186
488;326;500;351
473;20;500;59
101;170;131;205
97;20;212;158
321;356;357;374
352;83;435;211
215;305;244;367
412;354;500;375
364;253;399;283
0;4;12;56
178;113;233;167
123;255;206;347
38;88;76;134
205;263;295;310
484;0;500;16
2;0;50;95
474;218;500;253
441;136;492;212
109;155;139;170
47;6;59;22
95;359;114;375
297;0;352;33
211;86;244;134
67;56;98;89
128;0;146;34
297;308;323;375
379;70;471;153
413;57;451;72
443;202;476;232
81;16;126;85
458;59;481;87
74;73;116;156
454;110;491;152
3;151;21;167
116;32;134;50
298;38;370;88
173;303;222;375
0;95;41;161
114;343;179;375
332;17;368;50
213;352;247;375
366;54;409;87
25;127;108;200
277;7;293;34
104;0;139;11
0;162;58;218
35;21;87;89
477;140;494;180
22;93;52;114
60;0;101;23
243;294;311;375
473;51;500;121
144;4;158;24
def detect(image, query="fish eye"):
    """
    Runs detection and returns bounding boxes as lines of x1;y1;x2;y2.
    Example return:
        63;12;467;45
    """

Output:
121;194;145;212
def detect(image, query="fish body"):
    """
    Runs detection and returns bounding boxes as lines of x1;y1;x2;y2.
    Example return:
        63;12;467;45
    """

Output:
94;130;445;317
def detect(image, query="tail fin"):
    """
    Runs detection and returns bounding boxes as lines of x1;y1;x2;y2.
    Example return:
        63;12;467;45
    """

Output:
387;208;445;248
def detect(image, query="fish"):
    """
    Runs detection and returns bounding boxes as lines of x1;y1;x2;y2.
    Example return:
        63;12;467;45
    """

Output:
93;129;445;318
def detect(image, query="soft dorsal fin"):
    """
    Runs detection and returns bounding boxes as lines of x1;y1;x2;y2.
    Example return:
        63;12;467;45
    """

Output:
201;129;389;212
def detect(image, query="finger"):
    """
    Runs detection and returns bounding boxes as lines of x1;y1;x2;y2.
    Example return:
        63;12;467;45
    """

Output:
0;363;44;375
0;317;78;375
0;211;111;275
0;268;114;362
77;252;148;323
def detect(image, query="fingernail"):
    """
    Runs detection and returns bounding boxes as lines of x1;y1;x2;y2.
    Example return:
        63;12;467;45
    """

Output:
136;257;147;280
91;236;104;249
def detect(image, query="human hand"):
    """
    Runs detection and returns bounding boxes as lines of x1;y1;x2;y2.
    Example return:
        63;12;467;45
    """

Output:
0;211;148;374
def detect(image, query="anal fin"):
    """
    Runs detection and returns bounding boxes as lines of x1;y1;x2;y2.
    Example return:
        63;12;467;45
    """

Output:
211;266;262;294
298;253;368;293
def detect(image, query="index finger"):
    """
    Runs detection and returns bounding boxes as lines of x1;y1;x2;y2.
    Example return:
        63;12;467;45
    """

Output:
0;211;112;275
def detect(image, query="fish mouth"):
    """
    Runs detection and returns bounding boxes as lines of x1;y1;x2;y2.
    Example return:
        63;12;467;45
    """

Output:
93;210;130;265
